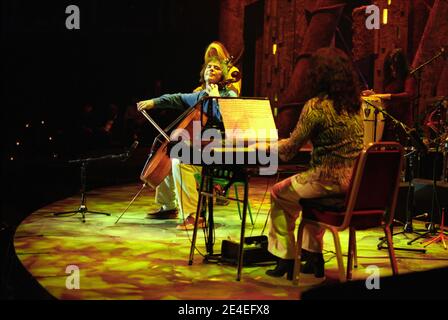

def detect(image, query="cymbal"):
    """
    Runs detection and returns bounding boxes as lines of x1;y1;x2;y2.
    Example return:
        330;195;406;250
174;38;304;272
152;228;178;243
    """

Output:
425;96;447;105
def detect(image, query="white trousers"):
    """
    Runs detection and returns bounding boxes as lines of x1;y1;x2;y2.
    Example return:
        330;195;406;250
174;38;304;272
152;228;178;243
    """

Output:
268;169;346;259
155;159;201;217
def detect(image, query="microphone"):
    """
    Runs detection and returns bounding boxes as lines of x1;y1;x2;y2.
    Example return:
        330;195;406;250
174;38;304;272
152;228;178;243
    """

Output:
414;212;429;220
118;140;138;161
126;141;139;157
441;46;447;57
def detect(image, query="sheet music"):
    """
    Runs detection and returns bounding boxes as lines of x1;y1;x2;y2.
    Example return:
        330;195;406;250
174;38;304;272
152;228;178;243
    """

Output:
218;98;278;142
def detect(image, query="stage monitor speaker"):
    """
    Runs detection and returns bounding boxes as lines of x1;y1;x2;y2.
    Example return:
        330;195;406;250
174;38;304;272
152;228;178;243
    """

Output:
220;235;277;265
413;179;448;224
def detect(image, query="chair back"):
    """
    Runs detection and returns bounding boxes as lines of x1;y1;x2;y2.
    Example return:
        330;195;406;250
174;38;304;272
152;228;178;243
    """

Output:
341;142;404;229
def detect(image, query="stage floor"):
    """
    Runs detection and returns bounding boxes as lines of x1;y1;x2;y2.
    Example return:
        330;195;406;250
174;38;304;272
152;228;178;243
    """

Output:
13;177;448;300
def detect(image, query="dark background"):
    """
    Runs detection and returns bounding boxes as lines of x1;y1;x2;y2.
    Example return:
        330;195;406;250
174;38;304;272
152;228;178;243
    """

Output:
1;0;220;299
2;0;220;150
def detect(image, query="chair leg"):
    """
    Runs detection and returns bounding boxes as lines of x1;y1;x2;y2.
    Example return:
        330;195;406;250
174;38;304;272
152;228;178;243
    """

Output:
347;228;356;281
292;222;306;285
384;225;399;276
329;228;346;282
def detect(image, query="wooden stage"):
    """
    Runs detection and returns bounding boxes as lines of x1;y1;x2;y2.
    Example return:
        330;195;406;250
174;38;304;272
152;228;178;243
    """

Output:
13;177;448;300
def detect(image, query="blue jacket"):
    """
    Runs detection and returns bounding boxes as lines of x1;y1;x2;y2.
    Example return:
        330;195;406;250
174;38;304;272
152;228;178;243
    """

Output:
152;89;237;122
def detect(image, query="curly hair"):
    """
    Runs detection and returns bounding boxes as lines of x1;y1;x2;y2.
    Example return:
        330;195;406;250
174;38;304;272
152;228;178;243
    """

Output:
306;47;361;115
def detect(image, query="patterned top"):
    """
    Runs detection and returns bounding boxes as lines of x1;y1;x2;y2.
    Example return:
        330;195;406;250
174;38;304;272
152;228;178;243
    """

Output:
278;97;364;186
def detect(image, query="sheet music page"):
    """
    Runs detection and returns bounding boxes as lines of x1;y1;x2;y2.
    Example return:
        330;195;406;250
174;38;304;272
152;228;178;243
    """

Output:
218;98;278;142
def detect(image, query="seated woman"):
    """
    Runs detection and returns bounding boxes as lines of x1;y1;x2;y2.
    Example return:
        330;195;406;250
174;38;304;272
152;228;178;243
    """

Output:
265;47;364;279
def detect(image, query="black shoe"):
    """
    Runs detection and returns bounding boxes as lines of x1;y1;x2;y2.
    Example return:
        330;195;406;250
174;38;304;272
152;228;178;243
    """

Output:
266;259;294;280
146;208;178;219
300;249;313;262
300;252;325;278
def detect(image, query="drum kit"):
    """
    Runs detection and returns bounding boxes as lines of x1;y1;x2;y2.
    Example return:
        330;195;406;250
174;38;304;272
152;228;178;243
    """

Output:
361;95;447;183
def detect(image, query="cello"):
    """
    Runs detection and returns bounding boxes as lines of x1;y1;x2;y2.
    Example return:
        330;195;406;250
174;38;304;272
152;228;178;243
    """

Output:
138;70;241;189
139;105;207;189
113;105;206;225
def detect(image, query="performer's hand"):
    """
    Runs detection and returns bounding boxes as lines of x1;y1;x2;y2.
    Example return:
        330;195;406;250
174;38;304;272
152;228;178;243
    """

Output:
362;89;375;96
137;99;155;111
206;83;220;97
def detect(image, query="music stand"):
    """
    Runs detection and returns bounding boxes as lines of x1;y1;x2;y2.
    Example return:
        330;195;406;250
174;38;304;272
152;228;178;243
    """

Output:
188;97;277;281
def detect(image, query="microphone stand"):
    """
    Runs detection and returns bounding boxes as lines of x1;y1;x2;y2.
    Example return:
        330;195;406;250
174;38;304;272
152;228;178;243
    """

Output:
410;47;446;131
410;48;446;76
362;99;427;253
408;100;448;247
54;146;136;223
